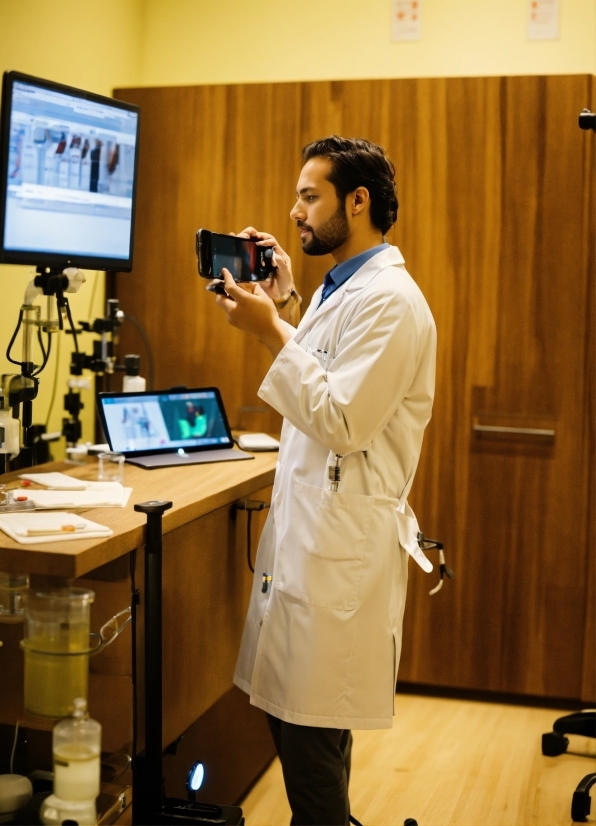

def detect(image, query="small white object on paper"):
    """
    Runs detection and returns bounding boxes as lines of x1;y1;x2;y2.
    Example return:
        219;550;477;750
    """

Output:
528;0;559;40
0;512;112;544
392;0;422;42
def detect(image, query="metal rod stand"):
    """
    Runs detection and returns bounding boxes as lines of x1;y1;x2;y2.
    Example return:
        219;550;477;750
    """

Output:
132;499;172;826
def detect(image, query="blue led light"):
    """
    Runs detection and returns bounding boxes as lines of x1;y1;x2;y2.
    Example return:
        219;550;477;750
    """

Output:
188;762;205;791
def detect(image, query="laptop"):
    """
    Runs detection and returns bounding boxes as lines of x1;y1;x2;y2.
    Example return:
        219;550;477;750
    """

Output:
97;387;254;469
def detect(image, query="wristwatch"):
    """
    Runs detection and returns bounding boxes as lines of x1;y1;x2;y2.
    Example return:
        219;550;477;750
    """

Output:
273;287;302;309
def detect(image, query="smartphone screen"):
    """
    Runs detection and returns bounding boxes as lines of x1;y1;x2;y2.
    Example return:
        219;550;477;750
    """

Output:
197;230;273;281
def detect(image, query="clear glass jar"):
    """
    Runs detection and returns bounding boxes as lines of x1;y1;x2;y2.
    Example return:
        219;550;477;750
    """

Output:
22;588;94;718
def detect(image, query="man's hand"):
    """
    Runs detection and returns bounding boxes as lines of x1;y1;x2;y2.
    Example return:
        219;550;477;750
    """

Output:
237;227;294;301
214;268;292;358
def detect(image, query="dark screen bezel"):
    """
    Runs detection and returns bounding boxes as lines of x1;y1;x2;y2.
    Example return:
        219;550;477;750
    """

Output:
0;70;141;272
97;387;235;457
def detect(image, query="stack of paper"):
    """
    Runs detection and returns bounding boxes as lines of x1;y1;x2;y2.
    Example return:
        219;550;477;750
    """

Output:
19;472;88;490
10;483;132;509
0;512;113;544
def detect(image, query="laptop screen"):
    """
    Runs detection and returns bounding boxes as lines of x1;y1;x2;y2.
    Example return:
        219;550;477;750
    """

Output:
98;388;234;456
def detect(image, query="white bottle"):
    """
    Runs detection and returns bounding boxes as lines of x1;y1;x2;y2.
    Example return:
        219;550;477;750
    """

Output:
52;698;101;803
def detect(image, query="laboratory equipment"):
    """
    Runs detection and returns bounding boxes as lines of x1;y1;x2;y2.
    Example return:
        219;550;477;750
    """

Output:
132;500;244;824
21;588;96;718
97;451;125;483
52;698;101;802
0;571;28;623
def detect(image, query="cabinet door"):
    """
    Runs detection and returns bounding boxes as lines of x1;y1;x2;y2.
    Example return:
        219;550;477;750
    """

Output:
401;75;595;701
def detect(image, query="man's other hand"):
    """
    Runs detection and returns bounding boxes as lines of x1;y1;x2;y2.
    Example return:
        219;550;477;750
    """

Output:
237;227;294;301
214;268;291;358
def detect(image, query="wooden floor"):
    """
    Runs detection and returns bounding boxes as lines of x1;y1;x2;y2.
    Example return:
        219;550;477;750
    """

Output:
240;694;596;826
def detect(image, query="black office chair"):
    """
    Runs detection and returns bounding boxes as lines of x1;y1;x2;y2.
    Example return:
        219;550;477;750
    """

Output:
541;710;596;822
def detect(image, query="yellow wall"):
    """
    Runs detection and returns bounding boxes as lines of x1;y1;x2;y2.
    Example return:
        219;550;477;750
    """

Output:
0;0;143;454
140;0;596;87
0;0;594;459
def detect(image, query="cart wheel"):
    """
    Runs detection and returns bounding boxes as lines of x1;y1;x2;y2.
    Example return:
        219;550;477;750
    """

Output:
542;731;569;756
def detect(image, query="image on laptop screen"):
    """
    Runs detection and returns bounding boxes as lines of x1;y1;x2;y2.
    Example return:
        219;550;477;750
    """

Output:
1;73;139;268
99;389;233;455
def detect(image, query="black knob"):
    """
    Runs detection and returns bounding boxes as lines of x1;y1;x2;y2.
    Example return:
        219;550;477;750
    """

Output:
124;354;141;376
134;500;173;516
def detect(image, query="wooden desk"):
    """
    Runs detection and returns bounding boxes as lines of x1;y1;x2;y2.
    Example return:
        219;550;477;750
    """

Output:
0;452;277;805
0;453;277;578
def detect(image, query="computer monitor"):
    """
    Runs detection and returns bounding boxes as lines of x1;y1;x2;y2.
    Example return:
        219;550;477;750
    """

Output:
0;71;140;271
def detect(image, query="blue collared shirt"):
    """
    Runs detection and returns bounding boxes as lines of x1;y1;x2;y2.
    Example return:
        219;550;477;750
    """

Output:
318;243;390;307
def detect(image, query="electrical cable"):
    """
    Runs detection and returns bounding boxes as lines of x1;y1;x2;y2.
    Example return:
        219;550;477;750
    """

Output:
44;332;61;429
123;314;155;390
32;330;52;377
247;510;254;573
64;298;79;353
6;310;24;367
9;720;19;774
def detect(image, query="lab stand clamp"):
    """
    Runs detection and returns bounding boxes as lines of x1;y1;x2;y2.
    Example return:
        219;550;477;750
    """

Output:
132;501;244;825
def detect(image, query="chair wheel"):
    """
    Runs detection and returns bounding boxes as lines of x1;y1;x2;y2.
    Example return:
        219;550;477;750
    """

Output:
571;789;591;821
404;819;419;826
542;731;569;756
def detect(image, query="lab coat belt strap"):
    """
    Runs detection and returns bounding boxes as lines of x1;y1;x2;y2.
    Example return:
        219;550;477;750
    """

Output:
394;498;433;573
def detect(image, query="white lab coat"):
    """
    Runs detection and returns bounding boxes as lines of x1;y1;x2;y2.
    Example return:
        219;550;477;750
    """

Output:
233;246;436;729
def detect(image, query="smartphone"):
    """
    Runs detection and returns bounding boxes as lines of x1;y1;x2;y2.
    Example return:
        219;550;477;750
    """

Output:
196;229;275;282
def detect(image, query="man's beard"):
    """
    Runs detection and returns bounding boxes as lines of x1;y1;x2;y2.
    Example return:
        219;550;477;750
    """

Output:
299;202;349;256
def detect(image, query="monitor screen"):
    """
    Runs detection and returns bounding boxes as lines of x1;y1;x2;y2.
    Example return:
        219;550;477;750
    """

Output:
0;71;140;270
98;389;234;455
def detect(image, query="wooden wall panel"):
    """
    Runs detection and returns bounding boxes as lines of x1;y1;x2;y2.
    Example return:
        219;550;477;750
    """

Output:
114;76;594;701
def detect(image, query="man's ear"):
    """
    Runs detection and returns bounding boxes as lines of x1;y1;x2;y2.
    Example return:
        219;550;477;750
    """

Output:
349;186;370;217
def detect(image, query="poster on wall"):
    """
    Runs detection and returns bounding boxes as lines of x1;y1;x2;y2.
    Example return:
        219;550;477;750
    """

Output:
527;0;559;40
392;0;421;42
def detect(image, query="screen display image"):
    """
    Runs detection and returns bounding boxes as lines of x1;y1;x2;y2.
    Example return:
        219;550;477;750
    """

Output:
212;234;263;281
101;390;232;454
1;73;139;267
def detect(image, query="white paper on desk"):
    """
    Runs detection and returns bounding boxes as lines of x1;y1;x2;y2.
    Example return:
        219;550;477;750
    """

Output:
0;512;112;544
19;472;88;490
11;484;133;509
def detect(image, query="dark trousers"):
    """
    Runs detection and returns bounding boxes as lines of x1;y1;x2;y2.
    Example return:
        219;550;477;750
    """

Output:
267;713;353;826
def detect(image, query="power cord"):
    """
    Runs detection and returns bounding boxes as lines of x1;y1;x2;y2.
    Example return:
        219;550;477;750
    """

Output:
232;500;270;573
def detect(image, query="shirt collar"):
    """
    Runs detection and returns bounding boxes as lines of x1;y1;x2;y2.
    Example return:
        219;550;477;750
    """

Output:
327;243;390;289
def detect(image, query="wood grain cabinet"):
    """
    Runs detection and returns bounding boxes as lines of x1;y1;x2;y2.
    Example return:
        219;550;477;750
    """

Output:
114;75;594;703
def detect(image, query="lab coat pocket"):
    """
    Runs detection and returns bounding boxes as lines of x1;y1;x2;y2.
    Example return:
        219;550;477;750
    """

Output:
275;480;374;611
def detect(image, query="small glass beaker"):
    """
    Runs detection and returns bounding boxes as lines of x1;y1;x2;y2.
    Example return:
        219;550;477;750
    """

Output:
22;588;95;718
0;571;29;623
97;451;125;483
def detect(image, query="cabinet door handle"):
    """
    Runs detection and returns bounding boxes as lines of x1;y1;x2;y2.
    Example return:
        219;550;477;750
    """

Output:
472;424;556;437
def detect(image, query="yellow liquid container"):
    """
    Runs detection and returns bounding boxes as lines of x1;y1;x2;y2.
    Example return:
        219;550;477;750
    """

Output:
22;589;94;718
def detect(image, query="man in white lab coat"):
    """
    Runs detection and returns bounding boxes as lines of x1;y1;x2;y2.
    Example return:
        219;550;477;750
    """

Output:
213;136;436;826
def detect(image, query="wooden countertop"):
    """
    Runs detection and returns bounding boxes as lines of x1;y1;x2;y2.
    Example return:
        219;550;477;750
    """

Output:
0;452;277;578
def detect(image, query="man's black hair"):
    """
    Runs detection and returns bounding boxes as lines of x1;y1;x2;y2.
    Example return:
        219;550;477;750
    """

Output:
302;136;398;234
